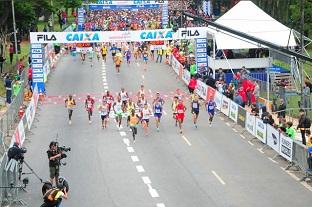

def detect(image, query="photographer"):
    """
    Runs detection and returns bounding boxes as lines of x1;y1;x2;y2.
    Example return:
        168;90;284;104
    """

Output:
8;142;27;161
41;177;68;207
47;142;63;186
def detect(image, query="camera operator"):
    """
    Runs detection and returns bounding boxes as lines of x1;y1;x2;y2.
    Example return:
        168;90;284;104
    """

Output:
47;142;63;186
41;177;68;207
8;142;27;161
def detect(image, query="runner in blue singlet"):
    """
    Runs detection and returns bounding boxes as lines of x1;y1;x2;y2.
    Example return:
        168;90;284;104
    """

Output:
153;100;163;132
206;97;217;127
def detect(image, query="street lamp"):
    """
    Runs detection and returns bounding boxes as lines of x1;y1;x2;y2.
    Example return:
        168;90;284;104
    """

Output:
11;0;19;72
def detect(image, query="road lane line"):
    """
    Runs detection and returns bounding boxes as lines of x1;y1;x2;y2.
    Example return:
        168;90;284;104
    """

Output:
226;122;231;126
181;135;192;146
123;138;130;146
240;135;246;139
120;131;126;136
156;204;166;207
104;86;109;90
257;148;264;154
142;176;151;184
136;165;145;173
149;89;152;93
142;75;145;79
148;188;159;198
103;82;108;86
232;128;238;132
268;157;278;164
220;117;224;121
127;147;134;153
211;170;226;185
131;156;139;162
248;141;254;146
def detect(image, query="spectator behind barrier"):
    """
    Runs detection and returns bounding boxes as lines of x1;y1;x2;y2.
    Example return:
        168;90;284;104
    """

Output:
297;109;311;146
286;121;296;140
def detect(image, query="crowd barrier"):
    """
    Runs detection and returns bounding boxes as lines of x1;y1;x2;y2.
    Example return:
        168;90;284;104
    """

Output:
170;55;311;181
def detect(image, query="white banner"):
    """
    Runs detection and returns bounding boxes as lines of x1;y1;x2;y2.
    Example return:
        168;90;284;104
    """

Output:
195;80;208;100
11;119;26;147
214;91;222;110
76;47;93;52
171;55;181;75
96;0;166;5
25;86;39;130
255;118;267;143
229;101;238;123
220;96;230;116
182;69;191;85
279;133;293;162
30;27;208;43
245;112;256;136
267;124;280;153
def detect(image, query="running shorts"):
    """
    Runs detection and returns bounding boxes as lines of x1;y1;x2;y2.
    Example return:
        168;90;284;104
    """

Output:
101;115;108;120
154;113;162;118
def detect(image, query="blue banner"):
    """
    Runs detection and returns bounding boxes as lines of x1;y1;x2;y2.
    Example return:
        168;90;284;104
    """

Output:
195;38;208;71
31;44;45;93
89;4;160;10
77;8;85;31
162;1;168;27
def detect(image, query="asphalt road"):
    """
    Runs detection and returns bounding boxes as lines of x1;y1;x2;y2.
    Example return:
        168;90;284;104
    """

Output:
20;53;312;207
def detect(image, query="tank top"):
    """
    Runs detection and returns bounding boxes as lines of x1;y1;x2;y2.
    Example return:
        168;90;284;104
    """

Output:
104;95;113;104
192;100;199;111
86;99;93;108
138;89;145;97
176;104;185;114
115;101;122;112
100;105;108;116
154;103;162;114
142;108;150;120
67;98;75;109
129;115;138;126
120;92;128;101
207;101;216;112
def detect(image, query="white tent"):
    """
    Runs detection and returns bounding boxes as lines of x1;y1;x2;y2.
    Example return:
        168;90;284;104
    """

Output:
211;0;297;50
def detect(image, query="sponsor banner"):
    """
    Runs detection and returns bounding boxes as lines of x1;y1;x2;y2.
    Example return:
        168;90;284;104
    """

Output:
229;101;238;123
30;28;208;43
195;80;208;100
12;119;26;146
31;44;45;93
255;118;267;143
214;91;222;110
195;38;208;71
207;86;216;100
237;106;246;128
267;124;280;153
89;4;160;10
182;69;190;85
279;133;293;162
25;86;38;131
177;27;207;39
43;62;50;83
172;55;181;75
162;1;168;26
245;112;256;136
77;8;85;32
96;0;165;5
76;47;93;52
221;96;230;116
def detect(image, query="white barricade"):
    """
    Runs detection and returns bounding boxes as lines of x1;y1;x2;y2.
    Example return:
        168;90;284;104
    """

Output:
245;112;256;136
229;101;238;123
171;55;181;75
195;80;208;100
221;96;230;116
279;133;293;162
255;118;267;144
266;124;280;153
182;69;191;85
214;91;223;110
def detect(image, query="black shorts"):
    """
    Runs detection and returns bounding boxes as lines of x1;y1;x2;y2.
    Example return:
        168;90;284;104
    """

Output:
101;115;108;120
102;54;106;57
116;64;120;67
192;110;199;115
112;53;116;56
122;100;127;105
49;166;59;179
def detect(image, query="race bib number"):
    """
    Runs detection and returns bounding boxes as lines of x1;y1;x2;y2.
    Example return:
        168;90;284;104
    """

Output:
192;102;198;109
155;109;161;113
177;109;184;113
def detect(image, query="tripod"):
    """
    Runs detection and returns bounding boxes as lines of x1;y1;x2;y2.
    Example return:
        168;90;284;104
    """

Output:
21;160;43;183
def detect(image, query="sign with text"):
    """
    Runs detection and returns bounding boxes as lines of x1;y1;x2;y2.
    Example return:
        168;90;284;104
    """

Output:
195;38;208;71
255;118;267;143
31;44;45;92
221;96;230;116
214;91;222;110
245;112;256;136
267;124;280;153
279;133;293;162
229;101;238;123
237;106;246;128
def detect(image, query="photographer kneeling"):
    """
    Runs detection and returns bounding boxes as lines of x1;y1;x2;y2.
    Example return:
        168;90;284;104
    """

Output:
41;177;68;207
47;142;64;186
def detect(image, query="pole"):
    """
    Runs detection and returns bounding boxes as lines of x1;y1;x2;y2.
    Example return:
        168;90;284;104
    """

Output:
51;0;54;31
11;0;19;73
300;0;304;108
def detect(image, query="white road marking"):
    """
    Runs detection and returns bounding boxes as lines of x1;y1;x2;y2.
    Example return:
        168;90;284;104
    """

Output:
137;62;140;66
181;135;192;146
232;128;238;132
120;131;126;136
131;156;139;162
123;138;130;146
149;89;152;93
226;122;230;126
240;135;246;139
142;176;151;184
268;157;278;164
211;170;226;185
78;97;81;100
148;188;159;198
220;117;224;121
103;82;108;86
163;110;167;115
281;166;312;192
257;148;264;154
156;204;166;207
136;165;145;173
104;86;109;90
248;141;254;146
142;75;145;79
127;147;134;153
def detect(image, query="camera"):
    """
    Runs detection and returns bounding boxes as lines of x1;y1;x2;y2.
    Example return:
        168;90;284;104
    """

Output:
8;142;27;162
49;141;71;165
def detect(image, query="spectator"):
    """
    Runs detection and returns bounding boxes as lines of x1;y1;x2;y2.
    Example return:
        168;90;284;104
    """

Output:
4;74;12;104
208;67;213;78
297;109;311;145
156;48;163;63
188;77;197;94
306;131;312;147
190;63;196;78
12;80;21;97
206;76;216;89
303;82;311;110
216;68;225;81
278;116;286;128
251;103;259;116
246;87;252;106
286;121;296;140
277;99;286;118
216;79;224;93
254;81;260;106
0;55;5;73
233;91;244;107
9;44;14;64
268;114;275;126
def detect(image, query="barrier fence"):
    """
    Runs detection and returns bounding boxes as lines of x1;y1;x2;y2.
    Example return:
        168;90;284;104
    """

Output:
170;55;312;180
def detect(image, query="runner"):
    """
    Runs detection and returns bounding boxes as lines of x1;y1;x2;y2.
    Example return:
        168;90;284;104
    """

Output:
119;88;129;112
171;96;179;127
152;91;165;106
175;88;184;100
88;48;94;67
137;93;147;112
142;48;149;70
141;103;152;136
133;43;139;61
101;44;108;62
137;85;145;100
95;45;101;62
102;90;114;115
206;96;217;127
85;95;95;124
150;45;155;60
127;109;140;143
98;100;109;129
110;44;118;60
113;95;123;129
65;95;76;125
176;99;186;134
126;98;136;126
115;56;122;73
125;49;131;65
81;49;86;64
153;99;163;132
191;94;200;128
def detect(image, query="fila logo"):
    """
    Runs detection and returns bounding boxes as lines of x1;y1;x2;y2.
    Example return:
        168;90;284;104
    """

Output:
37;34;57;41
181;30;200;37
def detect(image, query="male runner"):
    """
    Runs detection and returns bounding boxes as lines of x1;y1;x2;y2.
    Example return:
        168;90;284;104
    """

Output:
103;90;114;115
126;98;136;126
141;103;152;136
113;95;123;129
153;99;163;132
88;48;94;67
119;88;129;112
171;96;179;127
191;94;200;128
95;45;101;62
81;50;86;64
65;95;76;125
110;44;118;60
125;49;131;65
101;44;108;62
142;48;149;70
152;92;165;106
206;96;217;127
137;93;147;112
137;85;145;100
85;95;95;124
128;109;140;143
98;100;109;129
176;99;187;134
115;56;122;73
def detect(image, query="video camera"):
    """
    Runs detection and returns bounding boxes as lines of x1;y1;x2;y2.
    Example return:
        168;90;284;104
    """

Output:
8;142;27;162
49;141;71;165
